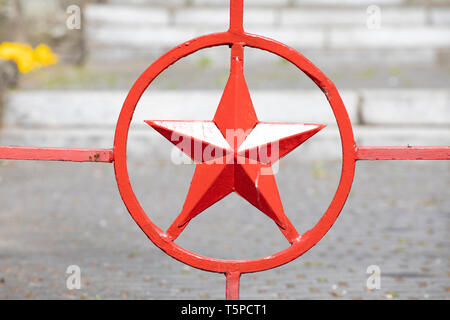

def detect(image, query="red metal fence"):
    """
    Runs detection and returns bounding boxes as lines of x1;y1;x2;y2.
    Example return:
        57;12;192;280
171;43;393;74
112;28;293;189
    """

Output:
0;0;448;300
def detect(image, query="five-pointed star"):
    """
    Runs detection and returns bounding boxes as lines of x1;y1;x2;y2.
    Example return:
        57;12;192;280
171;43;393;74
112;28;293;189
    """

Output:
145;45;325;244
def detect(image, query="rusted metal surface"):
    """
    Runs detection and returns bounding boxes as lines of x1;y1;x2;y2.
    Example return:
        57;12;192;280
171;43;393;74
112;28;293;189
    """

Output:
0;146;114;162
0;0;448;300
356;146;450;160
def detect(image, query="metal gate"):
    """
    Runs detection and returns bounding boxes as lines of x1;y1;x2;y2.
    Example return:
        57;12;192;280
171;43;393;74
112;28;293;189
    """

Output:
0;0;448;300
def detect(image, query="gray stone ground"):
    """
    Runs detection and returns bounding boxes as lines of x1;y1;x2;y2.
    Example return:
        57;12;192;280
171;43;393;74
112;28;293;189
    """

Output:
0;158;448;300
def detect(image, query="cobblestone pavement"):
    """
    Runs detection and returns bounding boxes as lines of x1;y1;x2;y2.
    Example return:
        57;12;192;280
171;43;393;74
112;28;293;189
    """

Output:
0;158;448;300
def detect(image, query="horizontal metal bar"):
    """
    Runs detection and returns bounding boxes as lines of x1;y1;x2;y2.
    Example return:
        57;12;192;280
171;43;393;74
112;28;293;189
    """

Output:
0;146;114;163
355;146;450;160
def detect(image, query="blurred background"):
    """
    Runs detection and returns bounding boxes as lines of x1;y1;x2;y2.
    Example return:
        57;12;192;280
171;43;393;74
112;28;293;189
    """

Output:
0;0;448;300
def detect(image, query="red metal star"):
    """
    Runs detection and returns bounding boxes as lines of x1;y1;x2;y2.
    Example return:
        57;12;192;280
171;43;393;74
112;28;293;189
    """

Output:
145;44;325;244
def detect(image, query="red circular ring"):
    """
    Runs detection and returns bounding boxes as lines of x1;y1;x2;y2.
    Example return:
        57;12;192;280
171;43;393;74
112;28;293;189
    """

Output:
113;31;357;274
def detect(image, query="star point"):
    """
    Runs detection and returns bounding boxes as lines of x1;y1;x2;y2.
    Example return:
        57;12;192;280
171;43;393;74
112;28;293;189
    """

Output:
144;117;325;243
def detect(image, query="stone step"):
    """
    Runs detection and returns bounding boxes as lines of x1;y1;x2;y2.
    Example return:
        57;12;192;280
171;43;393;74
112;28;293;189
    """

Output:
361;89;450;125
2;89;449;128
86;4;450;27
2;89;358;127
85;4;450;64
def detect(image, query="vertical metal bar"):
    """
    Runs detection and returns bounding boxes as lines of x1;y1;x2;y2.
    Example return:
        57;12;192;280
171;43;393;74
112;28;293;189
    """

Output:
229;0;244;34
230;43;244;73
225;271;241;300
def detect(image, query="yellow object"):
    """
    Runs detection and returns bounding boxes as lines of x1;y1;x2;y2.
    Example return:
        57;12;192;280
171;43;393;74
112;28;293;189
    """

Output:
0;42;58;73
